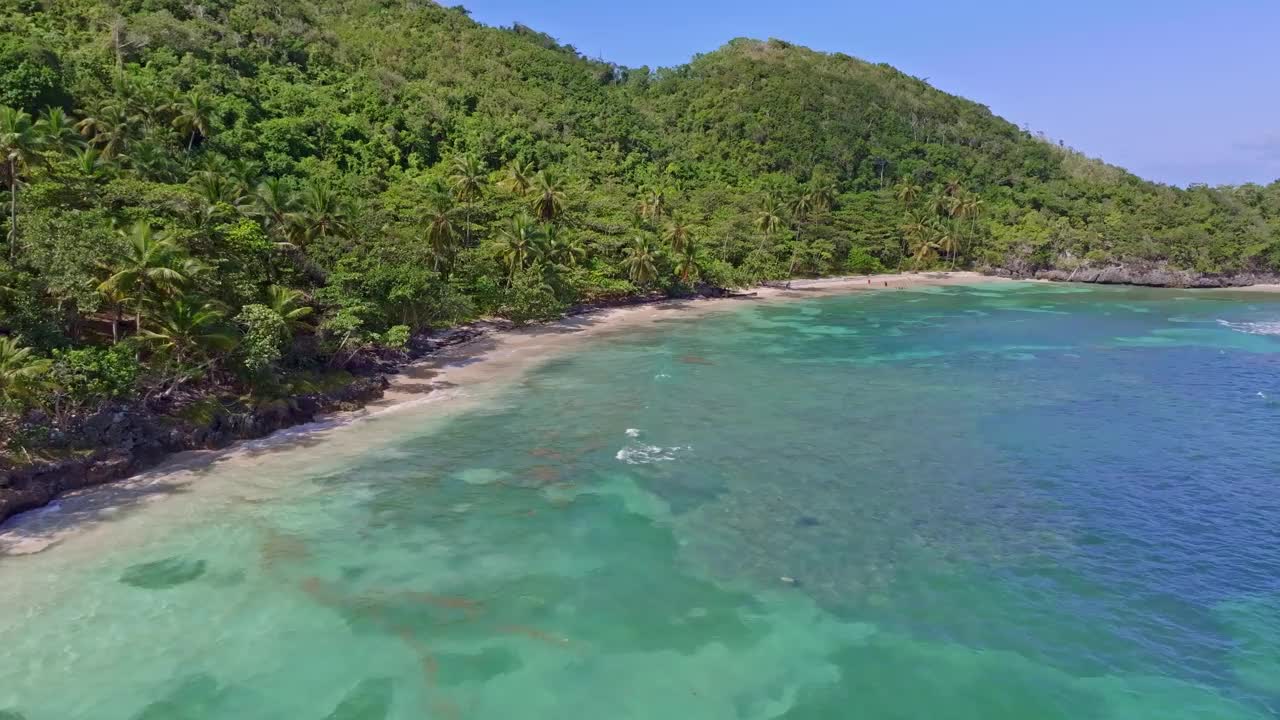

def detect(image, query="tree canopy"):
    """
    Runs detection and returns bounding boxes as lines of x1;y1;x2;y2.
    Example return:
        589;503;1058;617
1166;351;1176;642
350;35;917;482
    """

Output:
1;0;1278;439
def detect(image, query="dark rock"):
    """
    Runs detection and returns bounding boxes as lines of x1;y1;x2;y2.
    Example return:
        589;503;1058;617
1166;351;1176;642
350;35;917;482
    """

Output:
86;455;132;484
992;261;1280;289
131;674;223;720
120;556;208;589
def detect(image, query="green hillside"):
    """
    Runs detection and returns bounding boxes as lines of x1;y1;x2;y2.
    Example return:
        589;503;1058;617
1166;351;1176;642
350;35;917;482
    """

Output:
2;0;1279;426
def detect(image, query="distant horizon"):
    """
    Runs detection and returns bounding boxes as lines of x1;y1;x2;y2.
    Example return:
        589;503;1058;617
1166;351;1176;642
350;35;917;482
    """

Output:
458;0;1280;189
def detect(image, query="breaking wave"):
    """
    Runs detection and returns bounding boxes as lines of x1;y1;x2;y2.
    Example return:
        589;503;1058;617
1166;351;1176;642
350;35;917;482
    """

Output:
1217;319;1280;336
615;444;691;464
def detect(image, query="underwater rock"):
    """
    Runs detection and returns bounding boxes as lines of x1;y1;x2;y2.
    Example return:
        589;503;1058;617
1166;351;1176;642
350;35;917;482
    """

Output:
131;675;222;720
323;678;394;720
120;556;207;589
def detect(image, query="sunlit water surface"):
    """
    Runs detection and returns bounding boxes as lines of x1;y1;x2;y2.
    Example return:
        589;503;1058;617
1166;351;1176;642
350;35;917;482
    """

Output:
3;283;1280;719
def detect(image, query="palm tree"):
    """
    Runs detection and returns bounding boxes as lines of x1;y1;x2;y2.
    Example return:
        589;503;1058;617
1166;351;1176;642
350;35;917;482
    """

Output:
529;169;566;223
894;180;923;205
1;105;44;259
900;210;932;260
754;194;785;246
97;284;132;344
424;193;459;273
961;193;984;235
142;298;236;367
928;190;957;219
808;172;837;213
674;242;700;283
171;91;213;151
126;140;179;181
252;177;300;247
75;100;134;160
0;336;51;403
638;185;667;223
944;177;964;197
132;85;171;133
264;285;314;334
449;154;485;245
72;147;111;178
98;222;198;334
499;159;534;196
910;235;940;269
226;158;260;197
35;107;82;155
933;219;961;268
498;215;540;282
190;170;242;210
663;216;692;256
621;237;659;286
294;182;351;244
790;190;814;241
542;224;586;268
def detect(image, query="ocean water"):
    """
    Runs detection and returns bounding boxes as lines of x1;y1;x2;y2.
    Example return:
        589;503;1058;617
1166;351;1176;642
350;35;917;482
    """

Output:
3;282;1280;719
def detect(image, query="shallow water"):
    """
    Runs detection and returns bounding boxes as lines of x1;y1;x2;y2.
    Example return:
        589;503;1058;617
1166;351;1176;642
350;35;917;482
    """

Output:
3;283;1280;719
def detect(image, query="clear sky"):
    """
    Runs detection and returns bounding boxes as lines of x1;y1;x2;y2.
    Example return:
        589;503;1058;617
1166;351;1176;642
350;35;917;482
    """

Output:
457;0;1280;187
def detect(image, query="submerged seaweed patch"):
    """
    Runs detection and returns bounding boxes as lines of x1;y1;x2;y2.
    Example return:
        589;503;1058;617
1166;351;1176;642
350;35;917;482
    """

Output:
120;557;207;589
323;678;394;720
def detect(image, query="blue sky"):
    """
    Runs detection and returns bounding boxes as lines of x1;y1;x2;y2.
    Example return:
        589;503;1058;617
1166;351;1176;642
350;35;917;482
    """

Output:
458;0;1280;187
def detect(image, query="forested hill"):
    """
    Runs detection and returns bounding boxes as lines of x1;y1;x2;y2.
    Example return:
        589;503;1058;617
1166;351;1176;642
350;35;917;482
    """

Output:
2;0;1279;430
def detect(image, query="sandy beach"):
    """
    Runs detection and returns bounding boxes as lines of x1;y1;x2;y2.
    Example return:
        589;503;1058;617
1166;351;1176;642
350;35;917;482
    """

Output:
0;271;1004;553
375;271;999;407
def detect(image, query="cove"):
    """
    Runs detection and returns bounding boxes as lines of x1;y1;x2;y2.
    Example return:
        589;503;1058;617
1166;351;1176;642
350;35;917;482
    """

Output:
2;282;1279;719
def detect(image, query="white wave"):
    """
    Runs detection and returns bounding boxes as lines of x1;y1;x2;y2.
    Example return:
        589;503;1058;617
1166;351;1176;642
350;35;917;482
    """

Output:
625;428;641;438
615;444;691;465
455;468;509;485
1217;319;1280;336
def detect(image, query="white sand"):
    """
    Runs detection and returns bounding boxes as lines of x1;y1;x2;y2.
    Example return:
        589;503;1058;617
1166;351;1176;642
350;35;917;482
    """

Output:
0;271;1009;553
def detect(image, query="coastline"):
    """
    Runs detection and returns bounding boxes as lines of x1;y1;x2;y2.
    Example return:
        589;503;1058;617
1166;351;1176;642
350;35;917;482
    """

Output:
375;271;995;409
0;271;997;545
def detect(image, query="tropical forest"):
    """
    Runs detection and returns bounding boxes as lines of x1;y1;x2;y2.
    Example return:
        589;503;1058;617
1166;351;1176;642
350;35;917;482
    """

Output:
3;0;1280;451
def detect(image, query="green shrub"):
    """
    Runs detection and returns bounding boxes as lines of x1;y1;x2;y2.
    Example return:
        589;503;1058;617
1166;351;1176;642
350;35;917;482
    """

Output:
698;258;750;289
740;248;788;281
846;247;885;275
382;325;410;349
561;263;635;302
500;268;566;325
47;345;139;413
235;304;288;375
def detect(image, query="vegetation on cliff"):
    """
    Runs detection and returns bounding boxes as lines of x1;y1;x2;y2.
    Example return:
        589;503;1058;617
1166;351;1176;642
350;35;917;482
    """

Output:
2;0;1279;447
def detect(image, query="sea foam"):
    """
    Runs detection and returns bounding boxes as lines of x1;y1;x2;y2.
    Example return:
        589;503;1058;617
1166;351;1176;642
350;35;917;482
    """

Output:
1217;319;1280;336
615;444;691;464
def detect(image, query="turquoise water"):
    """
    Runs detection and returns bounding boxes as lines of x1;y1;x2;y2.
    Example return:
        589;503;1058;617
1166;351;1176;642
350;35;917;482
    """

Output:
3;283;1280;718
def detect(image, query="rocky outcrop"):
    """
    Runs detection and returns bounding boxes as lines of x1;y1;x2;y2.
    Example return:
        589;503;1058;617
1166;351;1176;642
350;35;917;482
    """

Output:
0;376;389;525
988;264;1280;289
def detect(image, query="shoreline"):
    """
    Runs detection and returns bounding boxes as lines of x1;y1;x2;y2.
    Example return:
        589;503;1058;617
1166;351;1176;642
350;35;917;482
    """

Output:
0;271;997;546
375;271;996;409
10;267;1280;543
